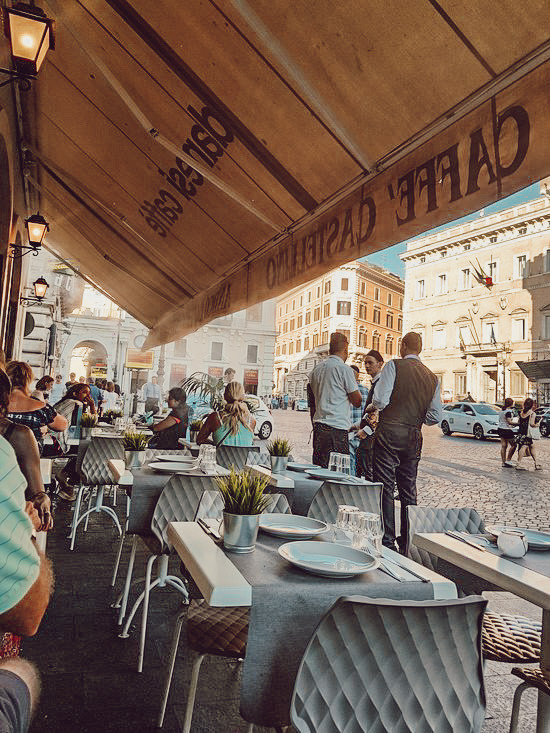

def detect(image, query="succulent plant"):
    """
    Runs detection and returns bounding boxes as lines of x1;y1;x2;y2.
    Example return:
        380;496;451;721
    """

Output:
122;431;149;451
266;437;292;457
80;413;98;427
215;468;271;515
190;419;203;431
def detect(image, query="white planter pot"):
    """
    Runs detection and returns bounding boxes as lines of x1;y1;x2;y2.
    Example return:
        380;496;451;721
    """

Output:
124;450;147;469
223;512;260;554
270;455;289;474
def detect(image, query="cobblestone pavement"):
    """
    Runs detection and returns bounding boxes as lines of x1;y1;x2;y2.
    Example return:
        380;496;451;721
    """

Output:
270;409;550;732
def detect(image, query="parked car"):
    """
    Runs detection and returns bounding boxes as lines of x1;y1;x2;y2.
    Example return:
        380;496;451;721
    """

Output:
191;394;273;440
295;399;309;411
440;402;500;440
538;410;550;437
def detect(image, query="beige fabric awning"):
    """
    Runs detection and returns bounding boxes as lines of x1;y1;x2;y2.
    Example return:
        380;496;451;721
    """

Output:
19;1;550;346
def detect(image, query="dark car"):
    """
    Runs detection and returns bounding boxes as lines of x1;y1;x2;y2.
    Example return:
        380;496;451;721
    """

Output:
539;411;550;438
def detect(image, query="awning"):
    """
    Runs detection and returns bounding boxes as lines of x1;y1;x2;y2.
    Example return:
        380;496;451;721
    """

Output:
19;1;550;346
517;360;550;381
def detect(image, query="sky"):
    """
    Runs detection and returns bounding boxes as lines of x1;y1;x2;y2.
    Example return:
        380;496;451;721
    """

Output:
363;182;541;278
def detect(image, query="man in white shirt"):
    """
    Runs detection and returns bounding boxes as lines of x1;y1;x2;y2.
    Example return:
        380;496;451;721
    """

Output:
142;376;161;415
308;332;362;468
366;332;442;552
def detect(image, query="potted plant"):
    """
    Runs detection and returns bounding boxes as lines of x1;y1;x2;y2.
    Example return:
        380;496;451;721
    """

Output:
189;419;203;443
216;469;271;553
79;412;98;438
123;431;149;469
266;438;292;474
103;409;123;425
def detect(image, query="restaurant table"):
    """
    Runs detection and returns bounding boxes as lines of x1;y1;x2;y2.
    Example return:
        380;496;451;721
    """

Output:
413;532;550;733
169;521;457;728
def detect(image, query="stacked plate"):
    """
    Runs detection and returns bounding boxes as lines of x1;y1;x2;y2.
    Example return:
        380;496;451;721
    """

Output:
259;514;328;539
278;541;379;578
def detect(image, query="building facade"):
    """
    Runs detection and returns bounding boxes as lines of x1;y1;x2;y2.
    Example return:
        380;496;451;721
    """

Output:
401;186;550;404
274;262;404;397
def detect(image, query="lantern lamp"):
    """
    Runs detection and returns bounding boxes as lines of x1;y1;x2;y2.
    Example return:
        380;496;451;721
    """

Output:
1;2;54;87
10;212;50;258
19;275;49;305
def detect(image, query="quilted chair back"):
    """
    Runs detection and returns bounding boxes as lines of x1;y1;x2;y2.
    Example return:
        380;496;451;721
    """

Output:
144;448;188;462
307;481;382;523
194;490;291;521
216;445;260;470
407;506;485;570
81;437;124;485
291;595;487;733
151;474;219;553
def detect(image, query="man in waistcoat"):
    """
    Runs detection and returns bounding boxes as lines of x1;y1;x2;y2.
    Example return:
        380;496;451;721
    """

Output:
367;332;442;552
355;350;384;480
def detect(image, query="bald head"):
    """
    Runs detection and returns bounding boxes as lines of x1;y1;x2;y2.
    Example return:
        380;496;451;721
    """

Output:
401;331;423;357
329;332;349;358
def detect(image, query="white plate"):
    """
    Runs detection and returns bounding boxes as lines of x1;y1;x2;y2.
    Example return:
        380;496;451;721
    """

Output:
278;541;379;578
485;525;550;551
148;461;195;473
154;455;196;463
259;514;328;539
304;468;367;484
287;462;317;472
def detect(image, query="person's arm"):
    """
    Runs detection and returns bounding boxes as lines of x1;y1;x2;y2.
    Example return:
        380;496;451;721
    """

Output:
306;383;316;426
196;412;220;444
424;380;444;426
10;426;52;531
371;360;396;411
505;411;515;427
0;551;53;636
529;411;537;428
152;414;177;432
46;408;68;433
341;365;362;408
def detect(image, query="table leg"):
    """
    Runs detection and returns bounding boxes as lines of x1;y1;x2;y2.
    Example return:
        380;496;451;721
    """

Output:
537;608;550;733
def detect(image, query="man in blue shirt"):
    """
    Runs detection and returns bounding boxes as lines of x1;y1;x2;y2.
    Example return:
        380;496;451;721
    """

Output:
348;365;369;476
87;377;101;409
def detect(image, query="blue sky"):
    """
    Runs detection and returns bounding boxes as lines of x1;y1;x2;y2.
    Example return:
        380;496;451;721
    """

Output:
363;183;541;278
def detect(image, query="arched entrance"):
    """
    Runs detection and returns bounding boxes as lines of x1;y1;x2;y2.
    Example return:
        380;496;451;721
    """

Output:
70;340;109;381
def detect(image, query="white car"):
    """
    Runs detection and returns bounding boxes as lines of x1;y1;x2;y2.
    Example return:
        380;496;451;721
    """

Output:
440;402;500;440
192;394;273;440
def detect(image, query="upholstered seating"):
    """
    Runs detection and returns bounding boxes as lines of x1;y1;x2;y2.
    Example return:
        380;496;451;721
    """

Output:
307;480;383;523
509;667;550;732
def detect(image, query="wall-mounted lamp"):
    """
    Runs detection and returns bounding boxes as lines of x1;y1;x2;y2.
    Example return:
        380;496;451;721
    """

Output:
19;275;49;305
1;2;55;89
10;211;49;257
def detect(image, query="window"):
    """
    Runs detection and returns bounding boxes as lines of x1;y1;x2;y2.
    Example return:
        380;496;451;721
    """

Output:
397;338;402;353
170;364;187;384
211;342;223;360
173;339;187;357
373;307;381;324
420;256;426;263
397;316;403;331
336;301;351;316
283;321;288;333
489;235;497;243
323;303;330;318
432;326;446;349
455;372;467;396
440;250;447;258
458;325;472;346
341;278;349;291
313;333;319;347
246;303;262;321
324;281;331;294
372;332;380;350
289;318;295;331
487;260;498;283
385;336;393;355
316;286;321;298
358;330;367;347
285;303;288;313
482;321;497;344
282;343;287;354
544;314;550;340
510;370;526;395
289;342;294;355
321;331;328;345
463;243;471;251
359;303;367;320
275;345;280;356
314;307;320;321
360;281;366;295
460;268;471;290
512;318;526;341
515;254;528;279
386;313;393;329
399;297;403;310
292;299;295;311
415;280;425;299
436;274;448;294
303;336;310;351
336;329;350;342
518;226;527;235
374;287;380;301
545;250;550;273
307;291;311;303
296;339;301;352
297;315;303;328
279;307;282;317
305;311;311;325
387;293;393;306
247;345;258;363
300;296;303;306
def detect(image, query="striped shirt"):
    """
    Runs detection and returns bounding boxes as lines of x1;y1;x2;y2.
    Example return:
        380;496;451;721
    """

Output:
0;437;40;614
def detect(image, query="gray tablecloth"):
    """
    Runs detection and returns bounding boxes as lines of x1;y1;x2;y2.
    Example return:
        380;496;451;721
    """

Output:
483;544;550;577
230;534;435;727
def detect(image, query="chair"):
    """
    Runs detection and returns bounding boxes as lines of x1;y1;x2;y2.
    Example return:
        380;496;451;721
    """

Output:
119;473;219;672
290;595;487;733
509;667;550;732
216;444;260;470
407;506;542;665
69;437;125;551
307;480;383;523
157;494;291;732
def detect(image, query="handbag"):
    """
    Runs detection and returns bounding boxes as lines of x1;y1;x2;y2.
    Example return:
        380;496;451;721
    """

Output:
528;423;541;440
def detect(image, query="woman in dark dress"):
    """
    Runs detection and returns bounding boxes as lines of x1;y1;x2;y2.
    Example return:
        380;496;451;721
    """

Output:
150;387;189;450
515;398;541;470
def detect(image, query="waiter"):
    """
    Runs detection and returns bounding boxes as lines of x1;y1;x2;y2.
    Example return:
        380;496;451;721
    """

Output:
366;332;442;552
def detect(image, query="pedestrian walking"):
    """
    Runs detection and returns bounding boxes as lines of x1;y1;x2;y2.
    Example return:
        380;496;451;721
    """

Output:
498;397;517;467
141;376;161;415
515;398;542;470
355;350;384;480
308;332;362;468
368;332;442;552
348;365;369;475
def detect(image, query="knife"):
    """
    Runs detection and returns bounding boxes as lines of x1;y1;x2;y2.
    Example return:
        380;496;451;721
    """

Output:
378;560;405;581
384;557;430;582
445;530;487;552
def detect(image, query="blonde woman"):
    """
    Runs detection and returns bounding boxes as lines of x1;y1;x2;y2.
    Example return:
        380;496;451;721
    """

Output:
197;382;256;446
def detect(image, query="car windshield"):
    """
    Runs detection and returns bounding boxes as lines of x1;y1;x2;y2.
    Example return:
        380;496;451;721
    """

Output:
474;404;500;415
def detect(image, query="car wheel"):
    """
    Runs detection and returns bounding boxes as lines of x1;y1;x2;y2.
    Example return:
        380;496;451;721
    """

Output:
540;422;549;438
259;421;272;439
473;423;485;440
441;420;452;436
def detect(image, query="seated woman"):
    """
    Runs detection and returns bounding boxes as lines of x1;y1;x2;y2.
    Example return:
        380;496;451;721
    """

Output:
6;362;67;455
150;387;189;450
197;382;256;446
32;376;54;403
0;369;52;531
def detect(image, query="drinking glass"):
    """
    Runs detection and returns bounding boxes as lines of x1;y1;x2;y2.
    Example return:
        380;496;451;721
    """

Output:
365;513;383;556
336;505;360;529
328;452;341;472
340;455;351;476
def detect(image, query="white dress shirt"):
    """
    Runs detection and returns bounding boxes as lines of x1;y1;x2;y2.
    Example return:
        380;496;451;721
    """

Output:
372;354;443;426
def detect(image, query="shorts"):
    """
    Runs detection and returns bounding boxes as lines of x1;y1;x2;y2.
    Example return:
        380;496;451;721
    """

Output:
0;670;31;733
498;428;516;440
516;434;533;447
